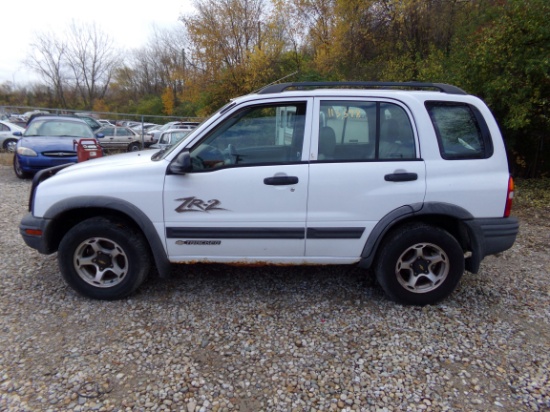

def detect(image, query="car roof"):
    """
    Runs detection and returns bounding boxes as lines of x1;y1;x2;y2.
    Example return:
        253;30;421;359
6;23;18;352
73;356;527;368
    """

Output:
27;114;90;126
28;115;88;124
255;81;467;95
0;120;25;130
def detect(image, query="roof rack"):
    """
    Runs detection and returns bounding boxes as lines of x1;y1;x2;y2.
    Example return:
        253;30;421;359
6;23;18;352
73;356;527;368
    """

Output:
257;81;467;95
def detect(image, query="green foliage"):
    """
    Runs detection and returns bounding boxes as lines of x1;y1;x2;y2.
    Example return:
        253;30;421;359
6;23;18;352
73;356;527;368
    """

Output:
448;0;550;177
135;96;164;116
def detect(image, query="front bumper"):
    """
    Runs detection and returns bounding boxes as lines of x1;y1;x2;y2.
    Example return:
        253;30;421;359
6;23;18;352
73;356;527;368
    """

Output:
19;213;54;254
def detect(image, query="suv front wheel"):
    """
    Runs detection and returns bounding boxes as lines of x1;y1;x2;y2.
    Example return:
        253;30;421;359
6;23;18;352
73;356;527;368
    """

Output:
375;223;464;305
58;216;151;300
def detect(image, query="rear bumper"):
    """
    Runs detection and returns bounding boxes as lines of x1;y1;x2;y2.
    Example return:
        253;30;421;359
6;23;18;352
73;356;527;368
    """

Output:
474;216;519;256
464;216;519;273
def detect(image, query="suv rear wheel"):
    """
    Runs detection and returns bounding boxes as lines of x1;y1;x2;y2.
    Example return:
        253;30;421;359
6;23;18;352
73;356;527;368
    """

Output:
375;223;464;305
58;216;151;300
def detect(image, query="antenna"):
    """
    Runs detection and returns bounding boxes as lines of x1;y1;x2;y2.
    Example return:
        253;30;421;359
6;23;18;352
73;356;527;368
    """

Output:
252;71;299;94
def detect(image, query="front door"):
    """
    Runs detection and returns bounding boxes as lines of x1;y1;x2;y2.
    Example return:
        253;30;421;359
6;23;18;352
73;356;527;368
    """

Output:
163;100;312;262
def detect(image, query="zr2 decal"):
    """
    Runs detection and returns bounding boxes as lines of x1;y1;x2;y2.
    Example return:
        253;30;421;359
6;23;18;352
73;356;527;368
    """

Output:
175;196;227;213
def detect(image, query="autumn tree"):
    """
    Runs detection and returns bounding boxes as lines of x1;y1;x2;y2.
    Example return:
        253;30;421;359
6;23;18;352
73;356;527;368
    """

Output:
180;0;277;111
112;25;188;114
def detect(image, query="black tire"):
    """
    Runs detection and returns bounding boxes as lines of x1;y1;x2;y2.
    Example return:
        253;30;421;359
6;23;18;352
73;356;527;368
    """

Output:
374;223;465;305
58;216;151;300
128;142;141;152
13;155;31;179
3;138;17;153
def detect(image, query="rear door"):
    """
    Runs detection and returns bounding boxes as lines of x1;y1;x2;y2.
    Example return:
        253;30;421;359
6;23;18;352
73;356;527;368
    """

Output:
305;98;426;260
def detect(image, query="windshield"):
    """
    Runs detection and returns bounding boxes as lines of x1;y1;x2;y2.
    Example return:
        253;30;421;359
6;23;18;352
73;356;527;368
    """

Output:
25;119;95;138
160;123;176;132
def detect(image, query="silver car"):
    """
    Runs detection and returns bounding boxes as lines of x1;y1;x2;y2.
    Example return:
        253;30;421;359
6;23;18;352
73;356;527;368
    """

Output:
0;120;25;152
95;126;142;151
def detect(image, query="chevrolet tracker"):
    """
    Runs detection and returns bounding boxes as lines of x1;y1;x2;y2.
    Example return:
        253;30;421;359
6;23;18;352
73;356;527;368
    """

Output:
19;82;519;305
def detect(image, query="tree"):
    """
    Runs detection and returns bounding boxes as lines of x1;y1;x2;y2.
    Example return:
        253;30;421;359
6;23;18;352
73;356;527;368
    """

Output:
65;21;119;109
452;0;550;177
26;21;119;110
181;0;273;111
25;31;69;108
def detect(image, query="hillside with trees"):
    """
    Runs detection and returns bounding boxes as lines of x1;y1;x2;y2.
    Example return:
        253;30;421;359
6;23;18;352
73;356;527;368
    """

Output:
1;0;548;176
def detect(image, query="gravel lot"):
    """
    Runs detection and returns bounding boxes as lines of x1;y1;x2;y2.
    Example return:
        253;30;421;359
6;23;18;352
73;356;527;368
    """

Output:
0;164;549;412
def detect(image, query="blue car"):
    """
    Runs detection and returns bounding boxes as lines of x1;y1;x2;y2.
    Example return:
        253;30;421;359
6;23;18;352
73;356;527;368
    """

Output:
13;116;98;179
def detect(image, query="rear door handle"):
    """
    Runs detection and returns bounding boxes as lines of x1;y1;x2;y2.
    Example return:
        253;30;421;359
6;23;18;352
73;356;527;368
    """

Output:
264;176;299;186
384;172;418;182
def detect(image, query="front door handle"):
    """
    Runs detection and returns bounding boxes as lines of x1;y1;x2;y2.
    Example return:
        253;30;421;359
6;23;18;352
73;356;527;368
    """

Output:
384;172;418;182
264;176;299;186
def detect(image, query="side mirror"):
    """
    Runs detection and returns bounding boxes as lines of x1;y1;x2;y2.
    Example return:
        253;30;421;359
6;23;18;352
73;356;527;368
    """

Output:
95;133;105;139
169;150;192;175
13;131;22;137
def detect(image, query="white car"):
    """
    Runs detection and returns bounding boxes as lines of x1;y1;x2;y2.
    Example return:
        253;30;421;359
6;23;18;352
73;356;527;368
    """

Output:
19;82;518;304
0;120;25;152
149;129;190;150
145;121;199;146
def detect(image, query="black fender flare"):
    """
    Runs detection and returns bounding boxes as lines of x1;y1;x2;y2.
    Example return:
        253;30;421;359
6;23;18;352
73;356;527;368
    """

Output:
43;196;171;278
359;202;482;273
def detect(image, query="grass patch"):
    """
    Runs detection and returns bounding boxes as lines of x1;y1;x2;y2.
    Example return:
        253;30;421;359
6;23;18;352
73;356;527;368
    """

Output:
0;152;13;166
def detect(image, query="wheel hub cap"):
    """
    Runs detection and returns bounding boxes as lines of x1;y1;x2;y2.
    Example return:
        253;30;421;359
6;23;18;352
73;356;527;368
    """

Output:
74;237;128;288
396;242;450;294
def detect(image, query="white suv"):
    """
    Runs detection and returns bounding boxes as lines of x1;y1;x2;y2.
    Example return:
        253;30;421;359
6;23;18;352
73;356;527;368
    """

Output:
19;82;518;305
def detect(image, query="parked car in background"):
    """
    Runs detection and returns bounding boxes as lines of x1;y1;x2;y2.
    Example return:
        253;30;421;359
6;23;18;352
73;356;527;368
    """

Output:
98;119;114;126
7;116;27;128
95;126;142;151
22;110;49;120
131;123;159;143
149;129;190;150
145;121;200;146
74;114;102;132
0;120;25;152
13;116;98;178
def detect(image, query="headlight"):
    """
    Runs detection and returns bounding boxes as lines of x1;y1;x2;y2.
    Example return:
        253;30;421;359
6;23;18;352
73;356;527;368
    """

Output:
17;147;38;156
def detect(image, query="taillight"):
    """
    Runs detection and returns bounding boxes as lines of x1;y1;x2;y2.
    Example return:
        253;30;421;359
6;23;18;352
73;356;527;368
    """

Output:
504;176;514;217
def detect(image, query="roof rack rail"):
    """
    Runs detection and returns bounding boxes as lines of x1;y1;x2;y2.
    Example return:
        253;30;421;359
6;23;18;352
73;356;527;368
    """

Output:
257;81;467;95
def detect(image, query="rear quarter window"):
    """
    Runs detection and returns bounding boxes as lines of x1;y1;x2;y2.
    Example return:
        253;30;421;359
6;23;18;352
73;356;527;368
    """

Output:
426;101;493;160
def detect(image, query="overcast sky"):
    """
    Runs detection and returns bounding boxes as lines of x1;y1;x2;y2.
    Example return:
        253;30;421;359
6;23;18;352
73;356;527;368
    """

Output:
1;0;194;84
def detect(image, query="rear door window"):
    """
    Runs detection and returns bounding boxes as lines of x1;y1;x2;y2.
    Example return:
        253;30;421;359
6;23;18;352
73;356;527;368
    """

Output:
317;101;416;161
426;101;493;160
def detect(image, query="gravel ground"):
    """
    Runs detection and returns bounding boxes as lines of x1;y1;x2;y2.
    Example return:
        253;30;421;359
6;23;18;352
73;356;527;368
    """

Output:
0;164;549;412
